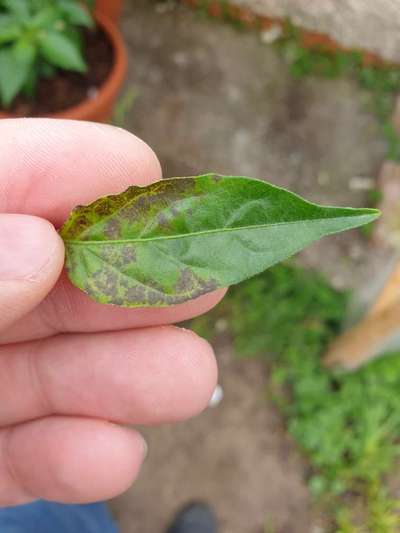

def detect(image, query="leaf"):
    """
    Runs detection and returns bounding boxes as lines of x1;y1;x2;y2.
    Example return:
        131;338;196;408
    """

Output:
0;15;21;44
1;0;30;21
59;3;94;28
60;174;380;308
38;30;86;72
0;43;34;106
14;37;36;65
31;7;60;29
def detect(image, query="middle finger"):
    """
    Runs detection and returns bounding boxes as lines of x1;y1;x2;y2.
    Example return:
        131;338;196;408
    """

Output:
0;326;217;427
0;273;226;344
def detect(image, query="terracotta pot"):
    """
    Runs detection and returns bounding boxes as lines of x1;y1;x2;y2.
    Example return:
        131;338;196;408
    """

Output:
0;13;127;123
95;0;123;23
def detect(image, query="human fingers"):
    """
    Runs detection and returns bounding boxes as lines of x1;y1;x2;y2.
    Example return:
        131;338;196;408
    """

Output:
0;119;162;225
0;119;225;343
0;214;64;331
0;417;146;506
1;278;226;343
0;326;217;427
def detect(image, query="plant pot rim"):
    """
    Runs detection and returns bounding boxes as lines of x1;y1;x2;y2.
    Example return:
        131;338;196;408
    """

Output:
0;12;127;120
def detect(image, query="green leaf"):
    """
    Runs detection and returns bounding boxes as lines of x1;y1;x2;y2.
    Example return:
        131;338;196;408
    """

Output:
14;37;36;65
31;7;60;29
60;175;380;308
2;0;30;21
38;30;86;72
0;43;34;106
0;15;21;44
59;3;94;28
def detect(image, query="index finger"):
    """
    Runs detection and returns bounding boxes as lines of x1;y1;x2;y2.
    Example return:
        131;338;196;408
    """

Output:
0;119;225;343
0;118;162;225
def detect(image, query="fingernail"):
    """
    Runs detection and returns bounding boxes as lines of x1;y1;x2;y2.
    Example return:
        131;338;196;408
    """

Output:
208;384;224;408
0;214;57;281
141;436;148;460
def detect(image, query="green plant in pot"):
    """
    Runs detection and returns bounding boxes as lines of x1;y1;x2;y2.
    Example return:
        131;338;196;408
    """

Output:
0;0;127;121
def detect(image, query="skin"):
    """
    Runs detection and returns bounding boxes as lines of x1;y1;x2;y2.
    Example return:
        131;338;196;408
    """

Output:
0;119;226;506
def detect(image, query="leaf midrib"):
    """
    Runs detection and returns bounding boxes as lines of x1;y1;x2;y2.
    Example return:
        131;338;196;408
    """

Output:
63;213;373;246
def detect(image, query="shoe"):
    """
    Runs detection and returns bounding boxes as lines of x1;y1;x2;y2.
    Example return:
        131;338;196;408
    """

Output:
166;502;217;533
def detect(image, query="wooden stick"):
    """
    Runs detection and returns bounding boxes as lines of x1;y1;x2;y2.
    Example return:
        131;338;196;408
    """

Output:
324;298;400;370
324;260;400;369
368;260;400;316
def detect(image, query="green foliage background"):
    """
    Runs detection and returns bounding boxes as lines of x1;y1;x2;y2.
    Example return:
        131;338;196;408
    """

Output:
190;265;400;531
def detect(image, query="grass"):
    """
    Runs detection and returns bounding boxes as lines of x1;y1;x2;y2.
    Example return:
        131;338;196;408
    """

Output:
190;264;400;531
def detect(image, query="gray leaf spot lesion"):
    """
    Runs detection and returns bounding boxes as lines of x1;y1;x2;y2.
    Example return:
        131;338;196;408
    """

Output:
157;212;170;228
126;286;147;302
176;268;194;293
104;219;121;239
121;245;137;263
175;268;218;299
91;269;120;298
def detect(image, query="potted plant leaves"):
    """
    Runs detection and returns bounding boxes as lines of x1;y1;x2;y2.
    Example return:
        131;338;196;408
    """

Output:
0;0;127;122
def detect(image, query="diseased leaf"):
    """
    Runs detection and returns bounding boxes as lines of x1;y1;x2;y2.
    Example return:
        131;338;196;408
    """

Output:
60;174;380;308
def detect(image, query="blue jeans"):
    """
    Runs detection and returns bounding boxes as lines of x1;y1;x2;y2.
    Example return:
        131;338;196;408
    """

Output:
0;500;119;533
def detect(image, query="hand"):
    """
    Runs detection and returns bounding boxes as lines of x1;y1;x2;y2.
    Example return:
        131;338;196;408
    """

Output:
0;119;224;506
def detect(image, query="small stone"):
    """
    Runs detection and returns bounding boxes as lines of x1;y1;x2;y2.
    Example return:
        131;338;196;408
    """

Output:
311;526;326;533
348;176;375;190
155;1;176;14
173;51;189;67
215;318;228;333
317;170;330;186
260;25;283;44
349;244;363;260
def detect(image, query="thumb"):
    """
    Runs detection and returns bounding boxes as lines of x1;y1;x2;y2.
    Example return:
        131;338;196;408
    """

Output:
0;214;64;332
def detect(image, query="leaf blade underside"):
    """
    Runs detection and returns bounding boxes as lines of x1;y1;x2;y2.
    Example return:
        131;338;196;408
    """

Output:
60;174;379;307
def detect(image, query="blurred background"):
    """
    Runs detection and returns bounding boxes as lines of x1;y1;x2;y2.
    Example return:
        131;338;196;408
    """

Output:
2;1;400;531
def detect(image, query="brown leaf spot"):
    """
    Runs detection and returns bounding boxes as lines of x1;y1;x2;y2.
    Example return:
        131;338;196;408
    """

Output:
93;201;112;217
168;178;196;193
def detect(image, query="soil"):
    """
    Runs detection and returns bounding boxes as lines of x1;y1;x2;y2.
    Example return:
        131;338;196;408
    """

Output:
2;27;113;117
